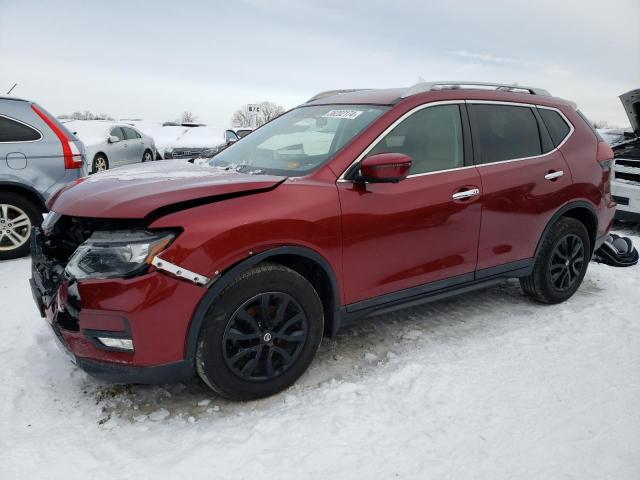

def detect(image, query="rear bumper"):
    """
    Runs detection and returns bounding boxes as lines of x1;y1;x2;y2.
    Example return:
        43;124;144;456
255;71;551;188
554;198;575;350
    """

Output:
612;179;640;218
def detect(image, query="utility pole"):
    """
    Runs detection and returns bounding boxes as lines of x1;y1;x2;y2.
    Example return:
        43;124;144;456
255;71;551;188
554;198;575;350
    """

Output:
6;83;17;95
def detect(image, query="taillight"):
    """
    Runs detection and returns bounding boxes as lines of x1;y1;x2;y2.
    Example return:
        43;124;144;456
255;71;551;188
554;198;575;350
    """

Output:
596;141;614;171
31;104;83;169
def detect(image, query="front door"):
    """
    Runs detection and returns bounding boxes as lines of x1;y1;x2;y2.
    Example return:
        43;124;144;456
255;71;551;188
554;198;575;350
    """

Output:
338;103;482;307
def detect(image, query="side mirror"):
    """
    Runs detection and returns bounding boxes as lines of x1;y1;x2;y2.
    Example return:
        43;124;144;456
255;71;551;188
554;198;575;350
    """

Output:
108;135;120;143
357;153;412;183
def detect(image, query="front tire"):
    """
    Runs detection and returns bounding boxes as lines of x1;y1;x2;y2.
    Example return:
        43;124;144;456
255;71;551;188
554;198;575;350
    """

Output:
92;154;109;174
196;263;324;400
0;193;42;260
520;217;590;304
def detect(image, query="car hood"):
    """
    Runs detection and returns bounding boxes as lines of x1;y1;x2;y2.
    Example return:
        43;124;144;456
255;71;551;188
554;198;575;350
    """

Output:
619;89;639;135
48;161;286;219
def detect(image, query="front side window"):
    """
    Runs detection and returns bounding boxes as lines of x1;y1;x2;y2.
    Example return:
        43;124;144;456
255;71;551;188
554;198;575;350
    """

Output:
209;104;388;176
0;115;41;142
110;127;125;141
366;104;464;175
468;104;542;164
122;127;140;140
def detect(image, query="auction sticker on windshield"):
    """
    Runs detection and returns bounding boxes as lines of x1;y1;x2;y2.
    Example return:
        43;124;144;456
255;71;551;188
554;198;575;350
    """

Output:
322;109;363;120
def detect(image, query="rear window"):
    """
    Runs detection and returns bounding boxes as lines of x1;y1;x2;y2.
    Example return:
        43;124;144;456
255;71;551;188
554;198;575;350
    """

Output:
122;127;140;140
539;108;571;147
0;115;41;142
468;104;542;164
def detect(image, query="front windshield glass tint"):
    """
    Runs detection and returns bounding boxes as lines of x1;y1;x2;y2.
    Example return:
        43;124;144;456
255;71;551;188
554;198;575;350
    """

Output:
209;104;388;175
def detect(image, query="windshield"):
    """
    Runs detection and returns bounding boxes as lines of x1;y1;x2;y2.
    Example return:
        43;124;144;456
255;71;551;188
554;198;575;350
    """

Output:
209;104;388;175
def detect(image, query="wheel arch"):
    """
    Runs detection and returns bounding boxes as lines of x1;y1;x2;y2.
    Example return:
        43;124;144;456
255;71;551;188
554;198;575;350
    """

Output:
0;181;47;213
185;245;342;361
535;201;598;258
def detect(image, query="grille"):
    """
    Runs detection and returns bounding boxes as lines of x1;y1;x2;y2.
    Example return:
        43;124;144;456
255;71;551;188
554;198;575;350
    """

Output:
614;157;640;184
172;148;206;159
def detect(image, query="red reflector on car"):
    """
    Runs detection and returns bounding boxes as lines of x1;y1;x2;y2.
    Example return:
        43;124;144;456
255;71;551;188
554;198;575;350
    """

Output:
31;104;84;170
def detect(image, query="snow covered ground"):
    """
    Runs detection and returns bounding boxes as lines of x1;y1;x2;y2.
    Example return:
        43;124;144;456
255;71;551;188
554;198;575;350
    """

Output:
1;224;639;479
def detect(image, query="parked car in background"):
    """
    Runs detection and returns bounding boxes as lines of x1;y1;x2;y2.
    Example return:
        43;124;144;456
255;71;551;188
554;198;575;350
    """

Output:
609;89;640;223
0;96;85;260
232;126;254;138
64;120;155;174
127;121;189;160
163;126;238;159
31;81;615;400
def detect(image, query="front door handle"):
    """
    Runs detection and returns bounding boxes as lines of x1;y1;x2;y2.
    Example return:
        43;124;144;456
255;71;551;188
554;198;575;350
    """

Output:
544;170;564;181
452;188;480;200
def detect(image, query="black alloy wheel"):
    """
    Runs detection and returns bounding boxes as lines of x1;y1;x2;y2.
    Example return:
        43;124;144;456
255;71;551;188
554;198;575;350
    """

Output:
222;292;308;381
549;233;585;291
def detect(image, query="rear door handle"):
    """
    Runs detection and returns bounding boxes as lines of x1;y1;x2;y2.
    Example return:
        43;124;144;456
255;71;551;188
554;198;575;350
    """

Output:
452;188;480;200
544;170;564;181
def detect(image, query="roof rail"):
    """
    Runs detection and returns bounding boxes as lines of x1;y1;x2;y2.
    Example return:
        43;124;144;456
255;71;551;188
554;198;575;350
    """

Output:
400;81;551;98
306;89;369;103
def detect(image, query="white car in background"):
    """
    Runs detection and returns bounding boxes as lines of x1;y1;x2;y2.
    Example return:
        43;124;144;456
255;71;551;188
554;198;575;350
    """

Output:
64;120;156;173
232;126;254;138
164;126;238;160
128;121;189;160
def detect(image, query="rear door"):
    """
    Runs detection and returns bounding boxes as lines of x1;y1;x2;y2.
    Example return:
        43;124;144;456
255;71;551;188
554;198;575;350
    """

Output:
467;101;574;273
338;102;483;306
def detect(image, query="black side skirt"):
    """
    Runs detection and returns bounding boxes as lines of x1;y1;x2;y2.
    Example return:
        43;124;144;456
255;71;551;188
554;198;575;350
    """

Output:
338;258;534;327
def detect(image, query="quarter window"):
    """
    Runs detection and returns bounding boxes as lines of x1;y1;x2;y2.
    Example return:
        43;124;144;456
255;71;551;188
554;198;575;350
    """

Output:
366;104;464;175
468;104;542;164
0;115;41;142
538;108;571;147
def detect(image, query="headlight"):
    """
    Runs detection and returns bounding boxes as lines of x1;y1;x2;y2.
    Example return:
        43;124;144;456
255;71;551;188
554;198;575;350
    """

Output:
65;230;176;280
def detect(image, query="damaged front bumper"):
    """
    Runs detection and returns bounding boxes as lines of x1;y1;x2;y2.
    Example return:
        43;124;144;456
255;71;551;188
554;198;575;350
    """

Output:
30;227;205;384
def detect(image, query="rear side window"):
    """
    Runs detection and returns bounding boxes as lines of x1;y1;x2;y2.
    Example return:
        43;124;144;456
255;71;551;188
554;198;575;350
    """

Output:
539;108;571;147
0;115;42;142
468;104;542;164
367;104;464;175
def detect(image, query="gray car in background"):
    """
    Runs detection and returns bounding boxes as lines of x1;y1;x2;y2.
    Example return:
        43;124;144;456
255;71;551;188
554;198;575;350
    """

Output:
0;96;86;260
63;120;156;174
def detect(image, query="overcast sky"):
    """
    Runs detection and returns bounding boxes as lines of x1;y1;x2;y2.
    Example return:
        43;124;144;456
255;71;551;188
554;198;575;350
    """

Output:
1;0;638;127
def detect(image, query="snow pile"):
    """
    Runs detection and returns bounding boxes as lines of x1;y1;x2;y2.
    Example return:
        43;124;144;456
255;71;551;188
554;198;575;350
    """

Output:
1;226;639;479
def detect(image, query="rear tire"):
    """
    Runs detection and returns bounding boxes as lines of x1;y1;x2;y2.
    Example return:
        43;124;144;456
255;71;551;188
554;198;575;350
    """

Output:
520;217;590;304
0;193;42;260
196;263;324;400
142;150;153;163
92;154;109;174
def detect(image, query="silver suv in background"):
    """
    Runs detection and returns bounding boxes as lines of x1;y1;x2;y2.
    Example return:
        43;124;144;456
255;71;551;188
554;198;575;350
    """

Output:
0;96;86;260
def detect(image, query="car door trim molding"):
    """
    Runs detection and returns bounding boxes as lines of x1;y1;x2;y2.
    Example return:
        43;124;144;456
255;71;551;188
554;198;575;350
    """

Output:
0;113;43;144
465;101;575;168
337;100;466;182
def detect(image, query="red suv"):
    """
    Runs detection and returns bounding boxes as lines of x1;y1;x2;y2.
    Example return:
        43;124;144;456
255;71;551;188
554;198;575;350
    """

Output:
30;82;616;400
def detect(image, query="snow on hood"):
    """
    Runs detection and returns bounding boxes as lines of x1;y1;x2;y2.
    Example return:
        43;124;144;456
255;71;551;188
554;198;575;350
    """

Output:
175;127;227;148
49;161;286;218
